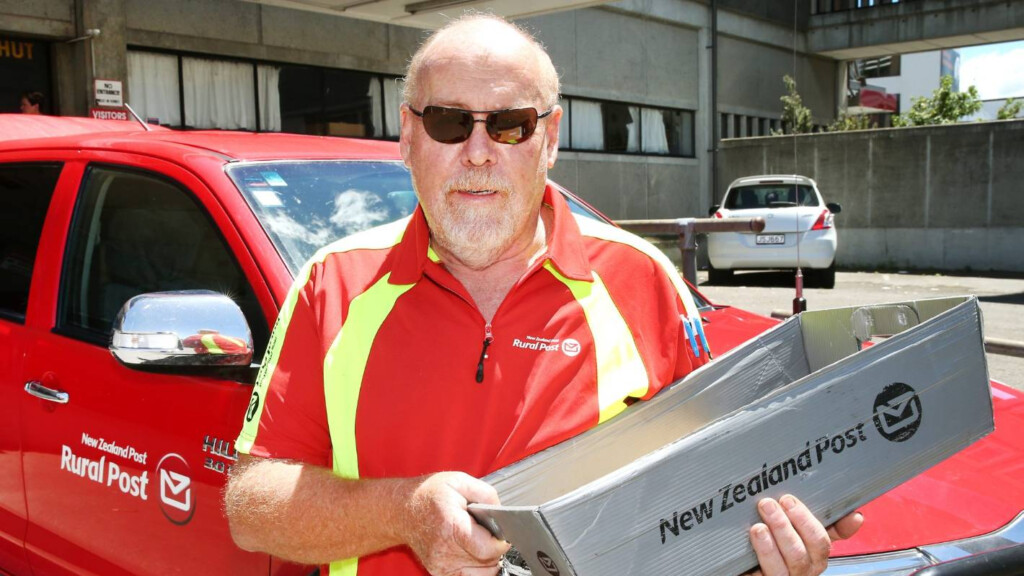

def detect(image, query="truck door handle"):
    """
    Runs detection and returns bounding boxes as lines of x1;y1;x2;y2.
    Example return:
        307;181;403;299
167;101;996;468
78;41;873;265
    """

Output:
25;381;70;404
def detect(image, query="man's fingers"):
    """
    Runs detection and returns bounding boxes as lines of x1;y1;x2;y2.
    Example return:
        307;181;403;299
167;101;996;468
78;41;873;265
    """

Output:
781;495;832;574
759;497;815;573
448;474;502;507
440;564;502;576
460;519;510;563
827;511;864;541
749;522;787;575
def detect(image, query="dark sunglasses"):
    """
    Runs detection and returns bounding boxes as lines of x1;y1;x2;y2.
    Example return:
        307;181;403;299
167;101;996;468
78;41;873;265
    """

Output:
408;105;553;145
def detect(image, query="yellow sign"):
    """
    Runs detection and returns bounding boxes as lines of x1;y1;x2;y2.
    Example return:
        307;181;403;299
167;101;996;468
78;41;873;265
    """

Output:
0;39;35;60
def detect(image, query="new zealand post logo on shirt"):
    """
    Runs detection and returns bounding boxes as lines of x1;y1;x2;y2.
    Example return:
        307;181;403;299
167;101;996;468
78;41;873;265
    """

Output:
512;334;581;357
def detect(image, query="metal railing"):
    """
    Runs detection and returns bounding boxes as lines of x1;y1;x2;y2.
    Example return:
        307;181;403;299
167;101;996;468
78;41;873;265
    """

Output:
615;217;765;286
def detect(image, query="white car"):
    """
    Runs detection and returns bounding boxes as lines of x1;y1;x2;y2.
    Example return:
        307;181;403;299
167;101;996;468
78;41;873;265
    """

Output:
707;175;841;288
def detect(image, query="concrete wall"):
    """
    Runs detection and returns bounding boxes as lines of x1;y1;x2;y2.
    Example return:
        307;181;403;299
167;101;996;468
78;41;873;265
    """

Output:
718;35;837;124
718;119;1024;272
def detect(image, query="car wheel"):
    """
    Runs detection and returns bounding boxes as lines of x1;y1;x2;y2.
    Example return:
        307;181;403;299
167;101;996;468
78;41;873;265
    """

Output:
807;263;836;289
707;262;734;285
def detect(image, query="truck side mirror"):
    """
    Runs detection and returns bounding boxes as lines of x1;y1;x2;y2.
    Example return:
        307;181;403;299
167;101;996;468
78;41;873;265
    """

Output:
110;290;254;370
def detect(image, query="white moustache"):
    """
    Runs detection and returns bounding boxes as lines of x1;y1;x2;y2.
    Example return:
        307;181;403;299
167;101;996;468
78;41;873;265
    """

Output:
444;172;513;196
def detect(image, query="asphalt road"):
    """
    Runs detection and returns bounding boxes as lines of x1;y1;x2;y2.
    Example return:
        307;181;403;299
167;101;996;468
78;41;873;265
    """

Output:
694;270;1024;392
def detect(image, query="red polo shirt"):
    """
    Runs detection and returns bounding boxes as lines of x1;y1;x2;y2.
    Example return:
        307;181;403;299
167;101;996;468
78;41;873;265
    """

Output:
237;186;707;576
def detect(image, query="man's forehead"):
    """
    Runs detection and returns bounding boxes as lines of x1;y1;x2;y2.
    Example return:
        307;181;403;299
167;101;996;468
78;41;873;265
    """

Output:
418;49;543;106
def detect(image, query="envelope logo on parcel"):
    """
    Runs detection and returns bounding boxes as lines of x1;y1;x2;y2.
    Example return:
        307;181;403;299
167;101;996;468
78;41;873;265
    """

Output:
536;551;560;575
156;453;196;525
872;382;922;442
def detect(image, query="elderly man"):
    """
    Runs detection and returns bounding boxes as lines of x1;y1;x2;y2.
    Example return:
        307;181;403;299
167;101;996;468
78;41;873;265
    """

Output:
225;14;860;576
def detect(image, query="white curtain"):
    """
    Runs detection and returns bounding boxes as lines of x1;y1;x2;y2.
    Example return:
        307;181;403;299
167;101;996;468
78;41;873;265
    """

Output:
369;79;383;137
183;57;256;130
626;105;640;152
557;98;570;149
641;108;669;154
127;51;181;126
369;78;403;138
258;65;281;132
384;78;403;138
571;100;604;150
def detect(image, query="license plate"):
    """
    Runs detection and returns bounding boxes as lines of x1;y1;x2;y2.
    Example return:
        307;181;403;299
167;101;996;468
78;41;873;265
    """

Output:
756;234;786;245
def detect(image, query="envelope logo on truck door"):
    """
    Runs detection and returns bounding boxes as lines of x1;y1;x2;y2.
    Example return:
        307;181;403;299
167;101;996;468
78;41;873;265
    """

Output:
161;469;191;511
156;453;196;525
872;383;922;442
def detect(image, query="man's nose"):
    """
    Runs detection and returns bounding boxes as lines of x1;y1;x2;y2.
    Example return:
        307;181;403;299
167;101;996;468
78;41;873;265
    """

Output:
461;118;498;167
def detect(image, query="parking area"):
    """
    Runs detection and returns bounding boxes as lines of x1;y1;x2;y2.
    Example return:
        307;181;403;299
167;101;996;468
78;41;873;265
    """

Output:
696;270;1024;392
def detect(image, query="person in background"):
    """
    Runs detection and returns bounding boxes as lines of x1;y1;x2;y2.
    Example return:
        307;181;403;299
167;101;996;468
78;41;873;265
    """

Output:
19;91;45;115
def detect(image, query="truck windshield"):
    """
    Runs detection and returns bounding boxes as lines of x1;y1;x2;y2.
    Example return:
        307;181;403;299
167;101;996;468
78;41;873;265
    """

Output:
228;160;418;275
226;160;712;310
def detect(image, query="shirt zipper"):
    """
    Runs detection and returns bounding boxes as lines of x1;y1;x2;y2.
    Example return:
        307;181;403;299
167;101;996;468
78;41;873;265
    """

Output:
476;324;493;383
424;255;549;385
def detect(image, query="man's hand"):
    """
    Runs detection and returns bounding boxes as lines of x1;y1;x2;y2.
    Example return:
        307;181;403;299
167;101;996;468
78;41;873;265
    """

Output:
404;472;511;576
745;495;864;576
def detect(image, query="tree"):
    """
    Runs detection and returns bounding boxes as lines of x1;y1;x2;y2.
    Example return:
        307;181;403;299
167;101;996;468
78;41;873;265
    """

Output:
775;75;813;135
892;75;982;127
827;113;876;132
997;98;1022;120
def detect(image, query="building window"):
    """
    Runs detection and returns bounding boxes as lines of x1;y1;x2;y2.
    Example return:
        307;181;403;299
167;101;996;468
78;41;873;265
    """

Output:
127;51;181;126
850;55;901;80
561;96;694;157
183;57;260;130
127;49;401;139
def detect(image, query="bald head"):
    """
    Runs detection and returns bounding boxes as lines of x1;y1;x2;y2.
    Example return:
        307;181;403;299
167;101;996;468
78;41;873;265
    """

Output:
404;14;560;110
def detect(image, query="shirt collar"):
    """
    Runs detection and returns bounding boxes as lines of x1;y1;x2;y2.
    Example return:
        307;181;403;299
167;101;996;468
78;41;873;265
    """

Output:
388;184;593;285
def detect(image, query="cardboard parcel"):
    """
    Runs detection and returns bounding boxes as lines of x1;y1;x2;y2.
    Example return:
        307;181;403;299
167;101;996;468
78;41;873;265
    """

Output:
469;296;994;576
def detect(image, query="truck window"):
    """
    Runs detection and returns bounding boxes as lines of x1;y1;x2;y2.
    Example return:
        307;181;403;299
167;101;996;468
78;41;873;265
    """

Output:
57;165;269;359
0;163;62;323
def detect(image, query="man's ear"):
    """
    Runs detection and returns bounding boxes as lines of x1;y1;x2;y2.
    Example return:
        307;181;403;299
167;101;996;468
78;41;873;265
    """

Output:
544;105;563;169
399;104;413;167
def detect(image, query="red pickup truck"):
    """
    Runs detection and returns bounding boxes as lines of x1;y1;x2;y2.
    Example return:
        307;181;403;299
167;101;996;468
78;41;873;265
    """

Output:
1;115;1021;576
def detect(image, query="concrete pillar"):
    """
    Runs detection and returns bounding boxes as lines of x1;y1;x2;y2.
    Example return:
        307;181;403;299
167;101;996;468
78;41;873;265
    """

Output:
698;25;712;211
53;38;88;116
80;0;127;113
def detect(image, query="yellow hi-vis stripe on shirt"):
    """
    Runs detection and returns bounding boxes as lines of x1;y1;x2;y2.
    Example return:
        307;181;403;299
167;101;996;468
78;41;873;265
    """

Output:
324;272;415;480
200;334;224;355
323;272;415;576
545;262;649;423
235;217;409;456
573;215;708;353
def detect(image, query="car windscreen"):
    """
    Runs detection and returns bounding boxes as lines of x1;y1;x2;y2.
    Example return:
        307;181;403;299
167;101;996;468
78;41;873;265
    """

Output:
228;160;713;310
228;160;418;275
724;184;818;210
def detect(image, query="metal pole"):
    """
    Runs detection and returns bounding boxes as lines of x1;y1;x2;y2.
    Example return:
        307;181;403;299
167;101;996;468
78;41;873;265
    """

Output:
709;0;719;211
616;217;765;286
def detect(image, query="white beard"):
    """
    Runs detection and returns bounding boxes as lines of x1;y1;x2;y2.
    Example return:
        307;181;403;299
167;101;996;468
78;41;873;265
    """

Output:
416;169;540;269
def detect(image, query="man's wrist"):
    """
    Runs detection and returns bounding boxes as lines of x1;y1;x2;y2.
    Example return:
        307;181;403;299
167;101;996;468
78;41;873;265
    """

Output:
380;475;422;547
